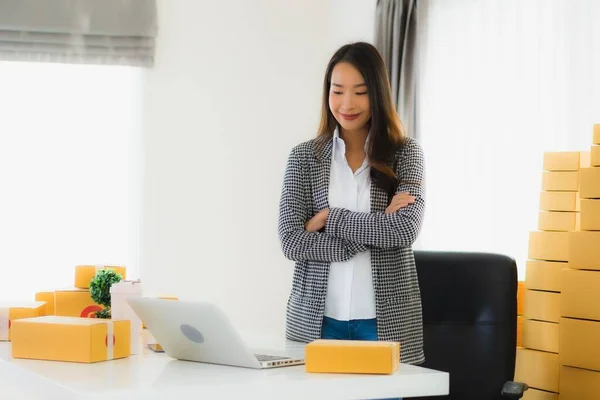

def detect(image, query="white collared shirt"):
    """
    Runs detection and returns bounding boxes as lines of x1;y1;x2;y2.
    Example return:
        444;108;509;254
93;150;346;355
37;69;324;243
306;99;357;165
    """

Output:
324;128;376;321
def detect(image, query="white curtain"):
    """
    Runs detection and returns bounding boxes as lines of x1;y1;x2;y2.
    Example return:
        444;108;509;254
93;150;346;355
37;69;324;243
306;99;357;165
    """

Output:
417;0;600;279
0;61;141;301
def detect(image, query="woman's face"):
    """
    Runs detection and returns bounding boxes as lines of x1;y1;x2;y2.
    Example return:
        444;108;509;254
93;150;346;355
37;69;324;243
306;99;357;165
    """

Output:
329;62;371;133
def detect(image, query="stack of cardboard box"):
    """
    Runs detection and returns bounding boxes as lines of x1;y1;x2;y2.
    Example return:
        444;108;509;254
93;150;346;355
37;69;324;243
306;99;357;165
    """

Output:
516;149;590;399
558;124;600;399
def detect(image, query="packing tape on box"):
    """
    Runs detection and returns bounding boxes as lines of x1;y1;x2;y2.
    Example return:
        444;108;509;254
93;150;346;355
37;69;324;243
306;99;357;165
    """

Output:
0;307;8;341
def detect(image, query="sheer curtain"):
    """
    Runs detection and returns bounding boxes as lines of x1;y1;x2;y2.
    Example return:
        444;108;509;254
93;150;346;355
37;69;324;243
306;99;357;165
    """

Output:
417;0;600;279
0;61;141;301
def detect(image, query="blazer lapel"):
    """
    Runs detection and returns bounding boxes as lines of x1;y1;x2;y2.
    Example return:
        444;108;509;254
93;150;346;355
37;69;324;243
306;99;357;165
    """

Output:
314;138;333;211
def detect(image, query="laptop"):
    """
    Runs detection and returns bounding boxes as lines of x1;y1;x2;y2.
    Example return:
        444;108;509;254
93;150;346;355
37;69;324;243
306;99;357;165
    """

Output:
127;297;305;369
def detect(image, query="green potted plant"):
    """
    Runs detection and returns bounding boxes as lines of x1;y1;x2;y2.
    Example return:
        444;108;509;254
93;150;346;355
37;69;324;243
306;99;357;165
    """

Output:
89;269;123;318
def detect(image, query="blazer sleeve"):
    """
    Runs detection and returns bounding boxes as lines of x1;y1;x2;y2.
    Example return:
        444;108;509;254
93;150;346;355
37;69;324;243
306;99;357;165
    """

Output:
278;146;367;262
324;138;425;248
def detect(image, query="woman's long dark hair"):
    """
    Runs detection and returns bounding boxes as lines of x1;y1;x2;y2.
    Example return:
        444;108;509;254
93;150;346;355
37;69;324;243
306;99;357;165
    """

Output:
316;42;408;199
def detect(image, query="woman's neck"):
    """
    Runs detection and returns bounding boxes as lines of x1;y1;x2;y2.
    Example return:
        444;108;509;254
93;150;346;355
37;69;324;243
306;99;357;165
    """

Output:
339;127;369;153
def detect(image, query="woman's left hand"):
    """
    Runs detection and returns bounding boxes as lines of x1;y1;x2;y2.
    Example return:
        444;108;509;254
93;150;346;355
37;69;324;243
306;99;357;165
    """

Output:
305;208;329;232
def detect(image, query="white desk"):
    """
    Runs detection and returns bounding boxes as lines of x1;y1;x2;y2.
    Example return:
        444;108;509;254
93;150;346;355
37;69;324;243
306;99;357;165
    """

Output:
0;334;449;400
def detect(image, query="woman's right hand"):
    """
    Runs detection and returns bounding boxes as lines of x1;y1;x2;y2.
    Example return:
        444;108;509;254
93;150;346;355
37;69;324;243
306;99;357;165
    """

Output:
385;192;416;214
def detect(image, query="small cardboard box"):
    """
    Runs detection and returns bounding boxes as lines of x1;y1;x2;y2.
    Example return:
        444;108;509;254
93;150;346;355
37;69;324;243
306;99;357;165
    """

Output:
537;211;580;231
34;292;55;315
561;268;600;320
515;347;559;393
54;289;103;318
525;261;564;292
541;171;579;192
560;317;600;371
568;231;600;270
539;191;580;212
559;365;600;400
305;339;400;374
543;151;589;171
523;290;560;323
528;231;569;262
591;145;600;167
580;199;600;230
11;316;130;363
523;320;559;353
75;265;127;289
579;167;600;199
0;302;46;341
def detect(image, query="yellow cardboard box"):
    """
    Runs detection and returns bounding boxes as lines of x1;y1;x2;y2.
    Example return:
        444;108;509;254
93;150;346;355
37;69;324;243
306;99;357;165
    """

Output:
559;365;600;400
594;123;600;145
55;289;102;318
523;320;559;353
541;171;579;192
515;347;559;393
539;191;580;212
11;316;130;363
525;261;564;292
560;317;600;371
580;199;600;230
528;231;569;262
537;211;579;231
0;302;46;341
34;292;55;315
579;167;600;199
305;339;400;374
561;269;600;320
524;290;560;323
591;145;600;167
75;265;127;289
568;231;600;270
543;151;589;171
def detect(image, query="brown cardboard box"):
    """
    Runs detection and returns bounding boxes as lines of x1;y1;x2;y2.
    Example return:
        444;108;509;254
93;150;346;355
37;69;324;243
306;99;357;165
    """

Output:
591;145;600;167
524;290;560;323
528;231;569;262
543;151;590;171
523;320;559;353
34;292;55;315
517;316;523;347
560;317;600;371
594;123;600;145
579;167;600;199
559;365;600;400
515;347;559;393
518;281;526;315
542;171;579;192
538;211;580;231
568;231;600;270
522;388;558;400
539;191;580;212
580;199;600;230
561;269;600;320
525;261;564;292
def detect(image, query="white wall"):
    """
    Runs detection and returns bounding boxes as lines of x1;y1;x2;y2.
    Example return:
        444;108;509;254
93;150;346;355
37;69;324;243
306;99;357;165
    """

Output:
140;0;376;337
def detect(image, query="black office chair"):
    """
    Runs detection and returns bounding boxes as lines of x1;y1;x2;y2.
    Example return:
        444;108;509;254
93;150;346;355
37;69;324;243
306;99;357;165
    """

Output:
412;251;528;400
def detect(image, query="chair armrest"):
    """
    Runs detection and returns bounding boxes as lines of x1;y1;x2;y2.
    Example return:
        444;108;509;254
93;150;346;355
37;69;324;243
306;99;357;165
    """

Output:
501;381;529;399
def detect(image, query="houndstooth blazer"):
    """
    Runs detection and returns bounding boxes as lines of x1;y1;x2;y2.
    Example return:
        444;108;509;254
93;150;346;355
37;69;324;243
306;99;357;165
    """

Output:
277;135;426;365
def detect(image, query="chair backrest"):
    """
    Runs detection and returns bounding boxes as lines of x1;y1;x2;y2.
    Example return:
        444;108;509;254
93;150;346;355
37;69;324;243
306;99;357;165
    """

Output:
412;251;518;400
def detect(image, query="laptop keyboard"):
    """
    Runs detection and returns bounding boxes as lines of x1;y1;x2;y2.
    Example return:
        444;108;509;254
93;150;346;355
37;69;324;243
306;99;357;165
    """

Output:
255;354;290;362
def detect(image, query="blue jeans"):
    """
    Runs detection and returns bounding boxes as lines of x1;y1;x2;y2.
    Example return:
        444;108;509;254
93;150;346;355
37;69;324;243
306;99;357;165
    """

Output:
321;316;402;400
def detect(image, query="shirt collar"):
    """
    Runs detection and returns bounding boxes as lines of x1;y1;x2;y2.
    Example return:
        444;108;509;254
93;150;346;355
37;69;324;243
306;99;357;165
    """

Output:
332;126;371;161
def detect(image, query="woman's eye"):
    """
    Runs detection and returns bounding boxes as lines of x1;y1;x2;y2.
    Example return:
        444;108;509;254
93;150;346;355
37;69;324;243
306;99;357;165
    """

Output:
356;92;367;95
333;91;343;95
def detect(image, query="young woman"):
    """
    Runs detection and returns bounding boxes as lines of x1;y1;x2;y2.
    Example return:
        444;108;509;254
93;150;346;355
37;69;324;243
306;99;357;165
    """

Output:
278;42;425;367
